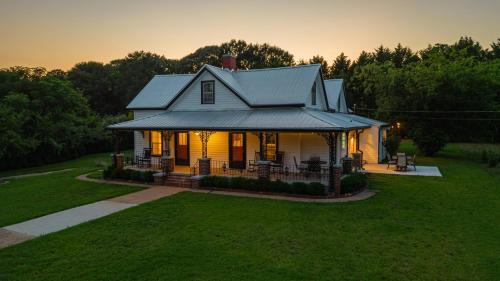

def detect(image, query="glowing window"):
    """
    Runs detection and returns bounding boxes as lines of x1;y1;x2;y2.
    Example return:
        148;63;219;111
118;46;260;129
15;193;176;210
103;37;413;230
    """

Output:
150;131;162;156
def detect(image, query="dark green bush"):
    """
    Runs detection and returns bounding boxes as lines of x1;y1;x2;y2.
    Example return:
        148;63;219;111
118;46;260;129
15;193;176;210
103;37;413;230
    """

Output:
341;173;368;194
481;150;488;163
383;130;401;157
413;127;448;156
199;176;326;196
102;166;154;183
488;156;498;168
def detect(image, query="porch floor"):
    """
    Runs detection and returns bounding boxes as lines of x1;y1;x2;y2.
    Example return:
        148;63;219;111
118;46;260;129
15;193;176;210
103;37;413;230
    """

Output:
363;164;442;177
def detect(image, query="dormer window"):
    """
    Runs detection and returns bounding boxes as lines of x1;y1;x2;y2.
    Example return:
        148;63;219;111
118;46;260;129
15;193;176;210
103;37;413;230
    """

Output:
311;82;317;105
201;80;215;104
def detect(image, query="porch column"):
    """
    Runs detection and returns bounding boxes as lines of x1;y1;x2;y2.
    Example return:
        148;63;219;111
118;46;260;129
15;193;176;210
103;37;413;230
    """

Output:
112;131;124;169
258;132;266;161
161;130;174;173
318;131;341;196
196;131;215;175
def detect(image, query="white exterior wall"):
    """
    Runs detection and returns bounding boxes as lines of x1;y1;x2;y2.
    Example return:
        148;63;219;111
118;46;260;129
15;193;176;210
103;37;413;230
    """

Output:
188;132;229;167
247;133;259;163
305;73;328;111
133;110;165;156
299;133;330;164
359;125;380;164
169;72;249;111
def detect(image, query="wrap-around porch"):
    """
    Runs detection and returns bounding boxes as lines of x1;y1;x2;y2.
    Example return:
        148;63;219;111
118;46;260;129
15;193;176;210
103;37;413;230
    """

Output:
123;130;365;187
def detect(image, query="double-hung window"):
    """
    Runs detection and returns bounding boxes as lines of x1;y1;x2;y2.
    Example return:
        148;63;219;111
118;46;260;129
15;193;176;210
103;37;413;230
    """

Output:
201;81;215;104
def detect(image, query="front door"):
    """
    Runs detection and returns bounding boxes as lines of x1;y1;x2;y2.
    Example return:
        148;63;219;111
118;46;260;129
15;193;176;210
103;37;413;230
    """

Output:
229;132;246;169
175;131;189;166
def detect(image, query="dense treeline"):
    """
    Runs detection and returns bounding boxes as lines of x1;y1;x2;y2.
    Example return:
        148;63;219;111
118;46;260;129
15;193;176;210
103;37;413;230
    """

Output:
1;37;499;170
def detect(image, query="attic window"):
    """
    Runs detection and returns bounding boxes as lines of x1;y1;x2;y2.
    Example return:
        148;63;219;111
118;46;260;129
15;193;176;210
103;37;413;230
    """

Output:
201;80;215;104
311;82;317;105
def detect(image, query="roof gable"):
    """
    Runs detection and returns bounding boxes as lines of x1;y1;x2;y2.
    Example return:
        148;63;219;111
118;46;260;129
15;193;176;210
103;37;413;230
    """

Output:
126;64;323;110
324;79;348;112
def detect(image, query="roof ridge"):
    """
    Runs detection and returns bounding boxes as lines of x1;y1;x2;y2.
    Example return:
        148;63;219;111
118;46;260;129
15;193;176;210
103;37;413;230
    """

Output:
154;74;195;77
234;63;321;73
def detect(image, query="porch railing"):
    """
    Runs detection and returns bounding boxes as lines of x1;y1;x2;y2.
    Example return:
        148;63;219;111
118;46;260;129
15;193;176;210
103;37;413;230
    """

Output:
191;159;329;185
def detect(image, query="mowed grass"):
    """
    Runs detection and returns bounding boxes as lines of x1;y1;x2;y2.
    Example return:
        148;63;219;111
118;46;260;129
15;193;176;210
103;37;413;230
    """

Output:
0;151;140;227
0;142;499;280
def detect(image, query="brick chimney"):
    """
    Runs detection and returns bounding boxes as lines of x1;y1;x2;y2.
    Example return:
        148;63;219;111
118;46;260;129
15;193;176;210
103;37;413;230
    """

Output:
221;54;237;71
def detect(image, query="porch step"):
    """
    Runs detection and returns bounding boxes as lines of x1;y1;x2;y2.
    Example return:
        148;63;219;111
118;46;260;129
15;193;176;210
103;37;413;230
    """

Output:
163;174;198;188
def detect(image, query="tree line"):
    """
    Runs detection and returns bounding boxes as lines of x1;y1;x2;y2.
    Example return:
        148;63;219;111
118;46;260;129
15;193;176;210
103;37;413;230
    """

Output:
1;37;499;170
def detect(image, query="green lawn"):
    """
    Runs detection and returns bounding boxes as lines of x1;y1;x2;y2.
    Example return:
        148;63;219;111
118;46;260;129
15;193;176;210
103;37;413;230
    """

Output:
0;152;140;227
0;142;499;280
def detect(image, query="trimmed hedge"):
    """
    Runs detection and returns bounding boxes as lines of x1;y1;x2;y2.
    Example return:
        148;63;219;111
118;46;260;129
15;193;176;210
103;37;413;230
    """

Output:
103;166;155;183
341;173;368;194
200;176;326;196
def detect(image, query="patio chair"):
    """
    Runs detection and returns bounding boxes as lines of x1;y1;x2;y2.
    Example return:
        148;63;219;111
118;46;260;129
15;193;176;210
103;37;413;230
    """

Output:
386;153;396;169
137;148;152;168
247;151;260;172
308;156;321;173
396;153;407;171
270;151;285;173
407;154;416;171
293;156;307;174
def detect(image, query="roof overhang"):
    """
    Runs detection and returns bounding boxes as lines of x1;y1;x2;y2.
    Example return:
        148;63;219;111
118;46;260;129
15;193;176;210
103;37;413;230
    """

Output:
107;108;373;132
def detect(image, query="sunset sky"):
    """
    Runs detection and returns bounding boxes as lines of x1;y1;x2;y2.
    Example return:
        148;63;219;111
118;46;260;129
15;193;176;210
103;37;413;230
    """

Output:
0;0;498;70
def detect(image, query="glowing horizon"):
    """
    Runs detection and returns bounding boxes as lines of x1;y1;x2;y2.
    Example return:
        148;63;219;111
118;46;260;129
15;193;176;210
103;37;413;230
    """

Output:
0;0;498;70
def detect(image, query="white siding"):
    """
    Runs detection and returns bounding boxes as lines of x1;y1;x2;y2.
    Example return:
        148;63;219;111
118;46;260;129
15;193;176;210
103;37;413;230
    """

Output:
170;72;249;111
359;125;380;164
246;133;260;164
188;132;229;167
338;88;348;113
133;110;165;157
299;133;330;164
279;133;301;167
305;73;328;110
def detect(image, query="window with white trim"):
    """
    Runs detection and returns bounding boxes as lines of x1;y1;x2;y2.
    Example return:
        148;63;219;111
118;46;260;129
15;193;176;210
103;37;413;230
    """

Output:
201;81;215;104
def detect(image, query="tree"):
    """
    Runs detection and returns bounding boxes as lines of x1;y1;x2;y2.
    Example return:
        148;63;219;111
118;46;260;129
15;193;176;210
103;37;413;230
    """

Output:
392;43;419;67
487;38;500;59
330;53;351;80
0;70;103;169
68;62;117;115
309;55;330;78
373;45;393;64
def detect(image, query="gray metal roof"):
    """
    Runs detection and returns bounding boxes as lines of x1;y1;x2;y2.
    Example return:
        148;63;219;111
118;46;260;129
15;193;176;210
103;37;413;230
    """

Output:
126;64;321;109
336;113;388;126
324;79;343;110
126;74;194;109
107;108;371;131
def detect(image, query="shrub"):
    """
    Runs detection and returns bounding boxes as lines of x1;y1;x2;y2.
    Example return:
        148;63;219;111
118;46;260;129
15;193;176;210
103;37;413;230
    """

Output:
413;127;448;156
481;150;488;163
383;129;401;156
102;166;154;183
488;156;498;168
341;173;368;194
199;176;326;196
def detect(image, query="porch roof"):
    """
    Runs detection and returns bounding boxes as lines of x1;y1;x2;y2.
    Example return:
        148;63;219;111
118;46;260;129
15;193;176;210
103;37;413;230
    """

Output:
107;108;374;131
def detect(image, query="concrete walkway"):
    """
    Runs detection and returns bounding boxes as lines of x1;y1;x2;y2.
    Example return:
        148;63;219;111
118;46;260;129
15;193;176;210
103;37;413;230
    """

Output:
0;185;184;249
